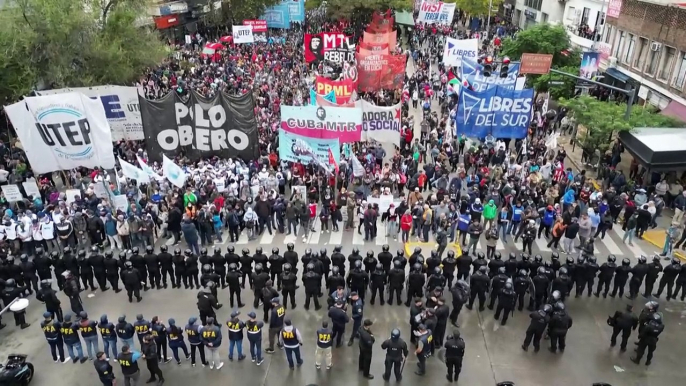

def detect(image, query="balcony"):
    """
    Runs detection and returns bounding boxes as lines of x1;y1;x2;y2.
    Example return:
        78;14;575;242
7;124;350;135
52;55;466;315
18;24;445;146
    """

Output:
564;24;598;50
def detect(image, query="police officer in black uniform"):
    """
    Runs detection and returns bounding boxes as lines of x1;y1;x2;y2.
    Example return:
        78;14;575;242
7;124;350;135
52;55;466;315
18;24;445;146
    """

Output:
631;312;664;366
326;266;345;299
157;245;174;289
328;299;350;348
504;253;518;278
52;251;66;290
77;249;96;291
319;248;331;280
494;280;516;325
515;269;534;311
331;246;346;277
347;260;369;301
34;248;52;282
172;248;186;289
522;304;551;352
144;246;161;290
609;303;638;351
627;255;649;299
378;245;393;274
226;263;244;308
358;319;375;379
303;263;322;310
130;247;148;291
280;263;297;309
488;267;508;310
268;248;284;290
370;263;386;305
197;283;222;325
467;266;489;311
643;255;663;298
37;279;63;322
444;330;465;383
363;251;377;276
19;253;39;294
240;248;253;288
583;256;600;297
200;265;220;299
103;252;121;292
253;247;269;277
94;351;115;386
185;249;200;289
449;280;469;326
456;252;472;280
89;246;108;292
252;263;269;307
441;250;458;288
348;248;363;272
406;264;426;307
381;328;408;382
595;254;616;297
548;302;573;353
284;243;298;275
121;261;142;303
654;257;681;299
387;260;405;306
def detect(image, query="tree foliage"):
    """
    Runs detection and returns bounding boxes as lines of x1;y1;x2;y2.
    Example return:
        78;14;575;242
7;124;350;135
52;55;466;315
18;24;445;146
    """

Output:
559;96;683;153
0;0;168;104
500;24;580;68
531;65;580;100
320;0;413;21
452;0;502;16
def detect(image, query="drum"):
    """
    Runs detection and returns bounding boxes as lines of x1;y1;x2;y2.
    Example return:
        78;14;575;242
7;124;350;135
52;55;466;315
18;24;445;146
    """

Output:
9;298;29;313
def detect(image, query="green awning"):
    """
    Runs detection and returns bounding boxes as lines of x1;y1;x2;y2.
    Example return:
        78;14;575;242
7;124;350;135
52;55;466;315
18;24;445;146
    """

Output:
395;10;415;26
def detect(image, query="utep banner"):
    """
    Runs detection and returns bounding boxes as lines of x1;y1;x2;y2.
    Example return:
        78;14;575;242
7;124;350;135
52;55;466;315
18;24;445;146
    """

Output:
456;86;534;139
310;89;337;105
442;38;478;67
418;1;456;25
357;53;407;92
243;20;267;42
305;33;355;63
278;130;340;167
4;92;115;173
361;101;402;144
263;2;290;29
232;25;254;44
280;105;363;143
315;76;356;103
138;90;259;162
36;85;143;141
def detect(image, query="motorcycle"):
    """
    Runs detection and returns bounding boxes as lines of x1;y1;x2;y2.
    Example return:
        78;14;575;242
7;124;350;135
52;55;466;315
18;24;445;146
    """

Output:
0;355;34;386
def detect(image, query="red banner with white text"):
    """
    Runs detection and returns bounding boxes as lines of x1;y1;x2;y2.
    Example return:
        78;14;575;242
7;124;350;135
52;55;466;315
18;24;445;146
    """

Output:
357;52;406;92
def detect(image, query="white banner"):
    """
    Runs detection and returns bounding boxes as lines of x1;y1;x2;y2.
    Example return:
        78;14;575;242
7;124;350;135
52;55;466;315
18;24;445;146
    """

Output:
162;155;187;188
65;189;81;204
35;86;144;141
137;155;164;181
417;1;456;25
118;157;149;183
442;38;478;67
112;195;129;213
22;179;41;199
361;101;402;144
232;25;254;44
4;92;116;174
1;185;23;202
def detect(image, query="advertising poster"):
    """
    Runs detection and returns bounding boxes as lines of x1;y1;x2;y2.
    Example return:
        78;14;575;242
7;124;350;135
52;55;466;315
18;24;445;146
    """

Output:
580;52;600;80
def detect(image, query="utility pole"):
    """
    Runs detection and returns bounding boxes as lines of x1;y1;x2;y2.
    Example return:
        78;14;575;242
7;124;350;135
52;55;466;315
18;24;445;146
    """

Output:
486;0;493;36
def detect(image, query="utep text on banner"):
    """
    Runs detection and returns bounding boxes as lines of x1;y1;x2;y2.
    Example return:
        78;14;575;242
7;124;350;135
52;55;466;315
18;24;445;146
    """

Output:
456;86;534;139
138;90;259;163
417;1;456;25
442;38;478;67
310;89;337;106
304;33;355;63
4;92;116;174
280;105;363;143
243;20;267;42
315;76;356;103
36;85;144;141
361;101;402;144
278;130;340;167
263;2;290;29
232;25;254;44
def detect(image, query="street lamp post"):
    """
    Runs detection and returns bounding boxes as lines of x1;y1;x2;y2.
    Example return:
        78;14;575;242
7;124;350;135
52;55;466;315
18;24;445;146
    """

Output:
486;0;493;37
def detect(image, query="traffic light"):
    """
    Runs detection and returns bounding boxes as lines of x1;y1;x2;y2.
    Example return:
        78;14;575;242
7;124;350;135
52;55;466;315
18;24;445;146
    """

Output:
483;55;494;77
500;56;510;78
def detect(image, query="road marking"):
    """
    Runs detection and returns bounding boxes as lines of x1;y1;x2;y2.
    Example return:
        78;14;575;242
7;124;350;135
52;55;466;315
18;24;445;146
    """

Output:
259;231;275;245
612;229;645;257
328;230;343;245
534;237;551;252
308;229;321;245
352;230;366;245
283;234;298;245
600;233;623;255
496;239;506;250
235;231;249;245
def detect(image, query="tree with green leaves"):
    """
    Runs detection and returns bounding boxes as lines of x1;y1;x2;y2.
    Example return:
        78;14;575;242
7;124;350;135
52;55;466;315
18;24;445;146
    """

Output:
559;96;683;154
312;0;413;21
0;0;168;105
453;0;502;16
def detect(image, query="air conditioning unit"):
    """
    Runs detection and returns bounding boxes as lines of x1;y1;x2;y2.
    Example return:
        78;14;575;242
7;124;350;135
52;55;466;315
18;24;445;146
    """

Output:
651;42;662;51
608;56;618;67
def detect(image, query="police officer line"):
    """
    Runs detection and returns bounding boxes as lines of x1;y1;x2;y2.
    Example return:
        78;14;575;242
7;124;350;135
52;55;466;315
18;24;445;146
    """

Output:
171;222;659;259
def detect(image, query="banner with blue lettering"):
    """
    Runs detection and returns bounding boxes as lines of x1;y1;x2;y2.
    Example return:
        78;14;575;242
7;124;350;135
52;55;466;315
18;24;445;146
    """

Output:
461;57;521;92
263;2;291;29
278;130;340;166
456;86;534;139
310;89;337;105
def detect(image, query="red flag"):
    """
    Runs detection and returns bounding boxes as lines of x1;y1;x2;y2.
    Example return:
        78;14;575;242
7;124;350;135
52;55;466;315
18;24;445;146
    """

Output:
328;149;339;174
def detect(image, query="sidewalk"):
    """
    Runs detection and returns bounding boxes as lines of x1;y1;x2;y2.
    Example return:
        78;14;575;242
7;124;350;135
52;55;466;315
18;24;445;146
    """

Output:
641;229;686;261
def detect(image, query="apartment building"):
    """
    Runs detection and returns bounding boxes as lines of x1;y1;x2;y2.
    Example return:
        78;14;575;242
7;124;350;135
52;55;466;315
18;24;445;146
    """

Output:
514;0;566;28
562;0;608;51
602;0;686;119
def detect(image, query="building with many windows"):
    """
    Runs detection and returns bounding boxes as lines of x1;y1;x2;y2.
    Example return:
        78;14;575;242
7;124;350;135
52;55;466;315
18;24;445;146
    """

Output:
514;0;566;28
562;0;608;51
601;0;686;118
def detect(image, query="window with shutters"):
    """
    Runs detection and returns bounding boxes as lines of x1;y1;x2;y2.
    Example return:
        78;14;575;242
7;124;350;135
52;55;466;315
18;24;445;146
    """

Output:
672;53;686;90
633;37;648;70
645;44;661;76
657;46;676;82
624;34;635;65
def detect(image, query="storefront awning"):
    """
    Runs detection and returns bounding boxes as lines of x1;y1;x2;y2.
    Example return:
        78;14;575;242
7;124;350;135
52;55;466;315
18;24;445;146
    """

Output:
619;128;686;171
605;67;630;83
661;100;686;122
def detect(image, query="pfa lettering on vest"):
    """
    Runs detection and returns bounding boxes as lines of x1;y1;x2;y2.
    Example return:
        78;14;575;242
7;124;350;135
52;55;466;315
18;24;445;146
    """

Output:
155;102;250;152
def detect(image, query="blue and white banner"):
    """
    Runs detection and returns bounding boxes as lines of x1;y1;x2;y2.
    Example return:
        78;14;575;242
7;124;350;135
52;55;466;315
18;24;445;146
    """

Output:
442;38;478;67
456;86;534;139
119;157;149;183
283;0;305;23
310;89;337;105
263;2;291;29
162;154;187;188
461;57;522;92
278;130;340;167
417;1;456;25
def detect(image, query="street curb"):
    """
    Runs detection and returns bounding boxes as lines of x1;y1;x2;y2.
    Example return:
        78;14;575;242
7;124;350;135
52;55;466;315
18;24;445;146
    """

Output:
641;230;686;261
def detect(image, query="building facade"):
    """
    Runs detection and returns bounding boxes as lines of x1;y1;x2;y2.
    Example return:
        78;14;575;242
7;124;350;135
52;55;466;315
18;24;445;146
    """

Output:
562;0;608;51
602;0;686;117
513;0;566;28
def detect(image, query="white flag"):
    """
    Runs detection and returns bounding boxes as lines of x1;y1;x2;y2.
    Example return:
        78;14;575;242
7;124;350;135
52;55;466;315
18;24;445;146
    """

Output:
137;155;164;181
162;155;187;188
352;156;365;177
118;157;149;183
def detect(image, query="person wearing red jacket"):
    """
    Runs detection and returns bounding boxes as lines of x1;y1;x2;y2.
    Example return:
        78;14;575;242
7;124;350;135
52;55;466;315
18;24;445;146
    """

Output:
400;210;413;243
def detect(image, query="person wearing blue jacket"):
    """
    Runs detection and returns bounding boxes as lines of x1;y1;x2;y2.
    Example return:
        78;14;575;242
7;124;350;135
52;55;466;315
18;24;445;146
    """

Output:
457;212;471;245
201;317;223;370
538;206;557;239
562;189;576;212
184;317;208;367
167;318;190;365
509;201;524;235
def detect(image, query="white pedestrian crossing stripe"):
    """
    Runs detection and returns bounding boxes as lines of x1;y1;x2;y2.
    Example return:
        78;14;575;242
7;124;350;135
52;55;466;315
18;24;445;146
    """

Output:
259;230;275;245
352;230;365;245
327;229;343;245
600;234;622;255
